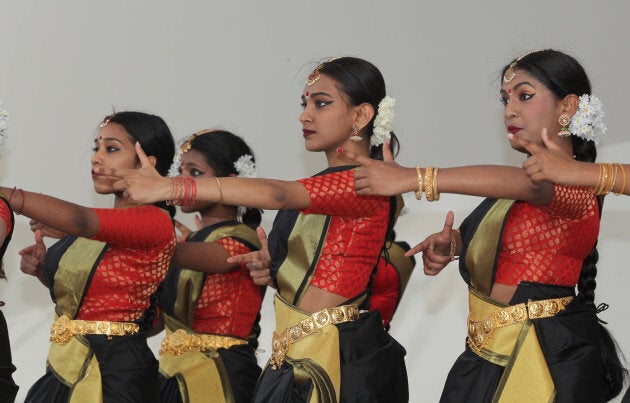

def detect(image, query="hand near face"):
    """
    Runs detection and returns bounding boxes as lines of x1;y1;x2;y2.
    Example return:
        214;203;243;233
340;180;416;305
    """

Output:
106;142;171;204
510;128;581;185
226;226;274;287
405;211;456;276
340;141;413;196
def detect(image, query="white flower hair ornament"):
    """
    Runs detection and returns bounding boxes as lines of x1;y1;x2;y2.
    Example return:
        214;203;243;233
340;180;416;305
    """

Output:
371;96;395;147
568;94;606;145
234;154;257;179
0;101;9;146
234;154;257;221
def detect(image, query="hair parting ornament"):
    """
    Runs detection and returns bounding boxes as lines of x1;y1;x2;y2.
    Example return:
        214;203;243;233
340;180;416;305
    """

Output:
306;57;341;86
503;49;544;84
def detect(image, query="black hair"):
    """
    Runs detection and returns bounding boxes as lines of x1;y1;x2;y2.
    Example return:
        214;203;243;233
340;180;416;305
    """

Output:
187;130;262;229
503;49;626;398
103;111;176;218
316;57;400;160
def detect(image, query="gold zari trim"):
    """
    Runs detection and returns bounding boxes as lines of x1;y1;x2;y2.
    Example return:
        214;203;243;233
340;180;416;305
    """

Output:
270;304;359;370
50;315;139;344
467;296;572;353
159;328;247;356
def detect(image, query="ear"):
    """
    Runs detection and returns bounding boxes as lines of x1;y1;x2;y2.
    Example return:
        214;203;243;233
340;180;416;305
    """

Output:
560;94;579;117
354;103;375;132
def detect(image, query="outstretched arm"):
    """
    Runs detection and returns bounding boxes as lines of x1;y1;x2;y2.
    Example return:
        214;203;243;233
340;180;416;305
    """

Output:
1;187;99;238
111;143;311;210
341;140;554;205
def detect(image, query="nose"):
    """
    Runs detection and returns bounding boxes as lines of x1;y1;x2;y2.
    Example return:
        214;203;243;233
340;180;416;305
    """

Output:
299;106;312;125
91;149;102;166
503;100;517;122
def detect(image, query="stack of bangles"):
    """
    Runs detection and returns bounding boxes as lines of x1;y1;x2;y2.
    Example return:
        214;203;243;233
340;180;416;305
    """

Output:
414;166;440;202
593;162;626;196
166;177;197;206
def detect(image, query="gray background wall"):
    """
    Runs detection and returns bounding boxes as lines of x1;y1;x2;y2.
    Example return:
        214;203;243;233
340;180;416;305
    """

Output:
1;1;628;401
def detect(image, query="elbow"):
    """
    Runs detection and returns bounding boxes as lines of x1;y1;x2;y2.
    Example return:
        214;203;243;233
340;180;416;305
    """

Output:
72;210;99;237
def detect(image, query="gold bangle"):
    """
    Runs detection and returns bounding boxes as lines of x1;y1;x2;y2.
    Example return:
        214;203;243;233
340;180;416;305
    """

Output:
432;167;440;201
449;232;457;259
425;166;435;201
214;177;224;205
615;162;627;195
415;166;424;200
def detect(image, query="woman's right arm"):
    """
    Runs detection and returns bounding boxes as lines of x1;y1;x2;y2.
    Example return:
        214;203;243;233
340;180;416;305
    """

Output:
0;187;100;238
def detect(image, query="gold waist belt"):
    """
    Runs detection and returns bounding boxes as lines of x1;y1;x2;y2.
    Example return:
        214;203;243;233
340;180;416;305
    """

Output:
270;304;359;370
50;315;139;344
467;295;572;353
160;328;248;356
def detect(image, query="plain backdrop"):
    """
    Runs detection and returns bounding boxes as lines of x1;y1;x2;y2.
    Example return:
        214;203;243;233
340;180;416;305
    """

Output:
1;2;629;402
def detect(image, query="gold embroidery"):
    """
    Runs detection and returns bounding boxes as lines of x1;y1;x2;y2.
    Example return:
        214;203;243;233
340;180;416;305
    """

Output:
270;304;359;369
160;328;247;355
467;296;572;353
50;315;139;344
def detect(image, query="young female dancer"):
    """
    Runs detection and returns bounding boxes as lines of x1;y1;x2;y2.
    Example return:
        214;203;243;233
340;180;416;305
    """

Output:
157;129;264;403
15;111;177;402
108;57;410;402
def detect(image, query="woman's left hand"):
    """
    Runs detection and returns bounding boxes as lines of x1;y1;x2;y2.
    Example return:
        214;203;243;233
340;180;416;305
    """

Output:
227;226;274;287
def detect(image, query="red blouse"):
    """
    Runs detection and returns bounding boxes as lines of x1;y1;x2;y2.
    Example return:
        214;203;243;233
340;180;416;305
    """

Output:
495;185;599;286
298;169;391;299
192;237;263;338
0;201;12;236
77;206;176;322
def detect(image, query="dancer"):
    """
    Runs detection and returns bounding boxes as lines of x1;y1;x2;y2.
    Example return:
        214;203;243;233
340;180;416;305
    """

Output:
342;49;626;402
16;111;176;402
109;57;409;402
0;101;18;403
158;129;264;403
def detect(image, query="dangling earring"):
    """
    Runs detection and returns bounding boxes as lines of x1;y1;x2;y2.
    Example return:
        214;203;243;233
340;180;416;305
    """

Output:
557;114;571;137
350;124;362;142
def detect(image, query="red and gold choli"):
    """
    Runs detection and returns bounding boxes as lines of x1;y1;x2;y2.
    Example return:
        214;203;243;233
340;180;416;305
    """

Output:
296;169;391;299
495;184;599;287
192;236;263;338
77;206;176;322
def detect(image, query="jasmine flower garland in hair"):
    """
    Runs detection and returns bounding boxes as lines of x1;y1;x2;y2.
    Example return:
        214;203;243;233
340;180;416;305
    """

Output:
234;154;257;221
568;94;606;145
234;154;257;178
0;101;9;146
371;96;395;147
168;141;186;177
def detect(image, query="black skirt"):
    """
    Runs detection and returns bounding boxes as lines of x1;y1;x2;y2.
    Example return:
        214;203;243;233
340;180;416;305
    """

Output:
159;343;261;403
253;310;408;403
25;331;159;403
440;282;604;403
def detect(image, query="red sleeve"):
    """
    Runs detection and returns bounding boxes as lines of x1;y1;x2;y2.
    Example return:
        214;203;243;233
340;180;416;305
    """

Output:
297;169;388;217
540;184;598;219
0;199;12;235
92;206;174;249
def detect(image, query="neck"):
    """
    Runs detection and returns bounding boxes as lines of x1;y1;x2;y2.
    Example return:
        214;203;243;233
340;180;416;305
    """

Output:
198;204;238;227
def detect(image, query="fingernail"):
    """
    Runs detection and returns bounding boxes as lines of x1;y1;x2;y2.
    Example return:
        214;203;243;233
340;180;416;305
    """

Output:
337;147;343;153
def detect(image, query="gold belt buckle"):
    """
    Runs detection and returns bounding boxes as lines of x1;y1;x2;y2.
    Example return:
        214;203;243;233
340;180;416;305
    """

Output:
50;315;74;345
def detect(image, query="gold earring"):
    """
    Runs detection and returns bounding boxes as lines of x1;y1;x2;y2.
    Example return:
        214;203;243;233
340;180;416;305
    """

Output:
350;124;362;142
557;114;571;137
